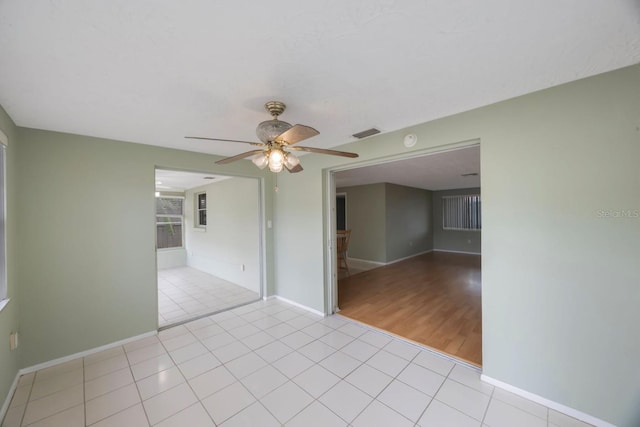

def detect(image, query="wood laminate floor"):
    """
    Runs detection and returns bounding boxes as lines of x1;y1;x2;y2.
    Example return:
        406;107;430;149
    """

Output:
338;251;482;366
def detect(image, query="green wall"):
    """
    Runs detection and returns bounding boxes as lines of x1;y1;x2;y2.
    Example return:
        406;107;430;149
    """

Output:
336;183;386;262
185;177;261;293
433;187;481;253
14;128;274;368
384;183;432;261
0;106;20;414
274;65;640;426
337;183;432;263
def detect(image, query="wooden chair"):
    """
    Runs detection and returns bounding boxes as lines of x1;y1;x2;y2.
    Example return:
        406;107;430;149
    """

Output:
336;229;351;276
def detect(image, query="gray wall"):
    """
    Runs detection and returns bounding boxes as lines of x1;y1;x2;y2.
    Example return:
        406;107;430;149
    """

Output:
337;183;432;263
384;183;433;261
274;65;640;426
433;187;481;254
0;105;20;412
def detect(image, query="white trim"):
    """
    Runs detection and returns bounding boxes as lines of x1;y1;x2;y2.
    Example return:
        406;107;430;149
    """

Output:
273;295;326;317
0;370;19;423
346;258;386;269
0;298;9;313
433;249;480;256
481;375;615;427
348;250;435;269
326;170;338;314
0;144;6;304
384;249;433;265
328;139;480;174
349;250;435;268
19;330;157;375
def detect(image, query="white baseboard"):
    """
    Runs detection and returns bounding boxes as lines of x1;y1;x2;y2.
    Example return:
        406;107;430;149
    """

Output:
349;250;435;269
481;375;614;427
433;249;480;255
385;249;434;265
0;371;20;424
19;330;157;376
273;295;326;317
346;258;385;270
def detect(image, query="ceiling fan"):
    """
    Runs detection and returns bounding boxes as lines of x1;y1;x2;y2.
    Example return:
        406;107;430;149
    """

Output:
186;101;358;173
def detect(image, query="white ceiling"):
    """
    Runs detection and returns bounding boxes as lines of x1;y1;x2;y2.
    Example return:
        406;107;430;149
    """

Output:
0;1;638;161
335;145;480;191
155;169;229;192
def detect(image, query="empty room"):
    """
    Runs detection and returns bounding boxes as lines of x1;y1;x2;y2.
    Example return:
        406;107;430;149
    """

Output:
0;2;638;427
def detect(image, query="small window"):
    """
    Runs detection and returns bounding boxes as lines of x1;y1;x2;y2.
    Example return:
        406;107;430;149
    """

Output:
156;197;184;249
195;192;207;228
442;194;481;231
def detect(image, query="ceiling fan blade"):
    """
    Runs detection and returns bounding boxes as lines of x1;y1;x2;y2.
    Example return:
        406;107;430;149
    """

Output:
285;163;304;173
274;124;319;146
186;136;265;147
288;146;359;158
215;150;265;165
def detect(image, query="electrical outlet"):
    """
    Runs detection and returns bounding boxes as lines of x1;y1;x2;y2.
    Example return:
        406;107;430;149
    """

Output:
9;332;18;351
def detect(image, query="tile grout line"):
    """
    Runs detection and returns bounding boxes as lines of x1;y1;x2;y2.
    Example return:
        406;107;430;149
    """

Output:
157;329;216;426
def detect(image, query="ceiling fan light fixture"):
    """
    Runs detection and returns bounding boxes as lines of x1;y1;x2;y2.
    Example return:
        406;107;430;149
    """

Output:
252;153;268;169
268;148;285;172
268;161;284;173
284;152;300;169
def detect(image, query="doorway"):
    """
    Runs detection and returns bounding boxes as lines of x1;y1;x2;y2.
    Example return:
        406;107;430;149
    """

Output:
155;169;264;328
336;193;346;230
326;142;482;365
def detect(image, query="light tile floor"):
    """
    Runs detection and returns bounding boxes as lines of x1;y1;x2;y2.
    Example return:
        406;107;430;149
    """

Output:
2;299;593;427
158;267;260;327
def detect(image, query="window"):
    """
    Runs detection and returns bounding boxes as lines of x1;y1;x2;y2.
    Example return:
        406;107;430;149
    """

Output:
0;134;6;306
442;194;481;231
156;196;184;249
195;192;207;228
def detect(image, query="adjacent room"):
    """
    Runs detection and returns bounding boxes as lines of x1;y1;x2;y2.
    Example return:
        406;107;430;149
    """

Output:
333;146;482;365
155;170;263;326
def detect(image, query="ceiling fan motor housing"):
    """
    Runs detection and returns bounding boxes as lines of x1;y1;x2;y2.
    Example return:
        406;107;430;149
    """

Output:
256;119;292;143
256;101;291;143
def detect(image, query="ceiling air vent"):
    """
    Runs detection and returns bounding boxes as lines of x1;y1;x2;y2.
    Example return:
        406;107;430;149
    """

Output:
352;128;380;139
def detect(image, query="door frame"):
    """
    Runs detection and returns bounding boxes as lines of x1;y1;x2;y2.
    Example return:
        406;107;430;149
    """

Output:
154;167;267;327
323;139;480;315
